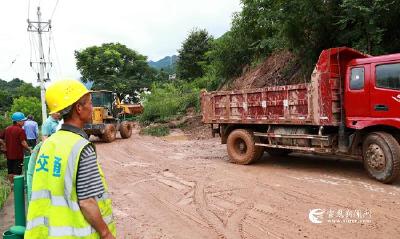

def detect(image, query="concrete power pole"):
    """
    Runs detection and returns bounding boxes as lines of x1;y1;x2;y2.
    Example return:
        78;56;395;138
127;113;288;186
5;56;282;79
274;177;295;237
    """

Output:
27;7;51;123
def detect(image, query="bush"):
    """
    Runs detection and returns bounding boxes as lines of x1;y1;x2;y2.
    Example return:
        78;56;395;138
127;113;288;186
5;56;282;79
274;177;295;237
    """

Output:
140;125;170;137
139;81;202;125
137;67;220;126
0;115;12;130
0;154;11;209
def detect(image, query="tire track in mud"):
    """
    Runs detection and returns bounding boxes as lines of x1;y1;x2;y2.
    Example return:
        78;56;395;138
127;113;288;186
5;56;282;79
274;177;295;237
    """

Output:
193;181;229;239
192;180;259;239
95;130;400;238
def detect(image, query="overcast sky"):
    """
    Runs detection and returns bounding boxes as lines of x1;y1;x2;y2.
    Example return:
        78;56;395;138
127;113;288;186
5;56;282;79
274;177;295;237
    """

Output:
0;0;242;86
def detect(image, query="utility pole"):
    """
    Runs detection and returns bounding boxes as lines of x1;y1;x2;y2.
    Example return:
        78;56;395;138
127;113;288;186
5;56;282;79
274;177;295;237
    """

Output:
27;7;51;123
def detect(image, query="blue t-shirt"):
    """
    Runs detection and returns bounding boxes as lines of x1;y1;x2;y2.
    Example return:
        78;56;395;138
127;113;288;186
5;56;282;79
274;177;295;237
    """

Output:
24;120;39;140
41;116;59;136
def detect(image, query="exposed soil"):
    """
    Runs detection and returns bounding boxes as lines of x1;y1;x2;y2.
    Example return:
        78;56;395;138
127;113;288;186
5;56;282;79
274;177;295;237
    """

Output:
221;50;306;91
1;128;400;238
180;115;213;140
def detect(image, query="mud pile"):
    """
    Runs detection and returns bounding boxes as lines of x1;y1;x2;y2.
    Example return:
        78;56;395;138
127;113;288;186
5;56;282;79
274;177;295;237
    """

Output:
221;50;306;91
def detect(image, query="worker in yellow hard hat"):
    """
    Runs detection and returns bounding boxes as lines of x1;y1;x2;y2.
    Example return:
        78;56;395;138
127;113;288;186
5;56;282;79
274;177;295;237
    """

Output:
25;79;116;239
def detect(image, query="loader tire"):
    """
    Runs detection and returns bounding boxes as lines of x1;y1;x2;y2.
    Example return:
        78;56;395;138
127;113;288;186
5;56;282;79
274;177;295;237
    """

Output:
227;129;264;165
265;148;292;157
363;132;400;183
119;121;132;139
101;124;117;143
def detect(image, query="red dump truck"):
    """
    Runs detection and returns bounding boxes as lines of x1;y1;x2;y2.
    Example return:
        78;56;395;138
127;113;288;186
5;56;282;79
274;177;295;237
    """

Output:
201;47;400;183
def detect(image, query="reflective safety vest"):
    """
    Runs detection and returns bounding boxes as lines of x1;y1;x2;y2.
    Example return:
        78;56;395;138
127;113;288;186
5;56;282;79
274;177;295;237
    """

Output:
25;130;116;238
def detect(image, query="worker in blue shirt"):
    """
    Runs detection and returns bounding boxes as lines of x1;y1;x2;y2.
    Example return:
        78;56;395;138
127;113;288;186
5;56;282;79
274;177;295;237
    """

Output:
24;115;39;148
41;113;61;141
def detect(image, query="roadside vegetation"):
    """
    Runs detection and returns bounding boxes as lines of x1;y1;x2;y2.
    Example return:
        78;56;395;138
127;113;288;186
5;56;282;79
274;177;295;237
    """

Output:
140;125;170;137
0;79;42;125
0;154;11;210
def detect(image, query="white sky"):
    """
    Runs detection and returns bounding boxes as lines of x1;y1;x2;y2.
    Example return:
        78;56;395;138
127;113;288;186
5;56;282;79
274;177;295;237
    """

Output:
0;0;241;86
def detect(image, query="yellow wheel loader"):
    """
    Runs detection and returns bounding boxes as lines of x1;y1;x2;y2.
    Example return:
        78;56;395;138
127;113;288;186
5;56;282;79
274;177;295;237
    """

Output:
84;90;137;143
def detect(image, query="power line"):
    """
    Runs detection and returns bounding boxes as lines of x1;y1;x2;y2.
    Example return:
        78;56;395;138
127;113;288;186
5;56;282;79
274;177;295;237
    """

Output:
51;33;62;78
28;0;31;19
50;0;60;21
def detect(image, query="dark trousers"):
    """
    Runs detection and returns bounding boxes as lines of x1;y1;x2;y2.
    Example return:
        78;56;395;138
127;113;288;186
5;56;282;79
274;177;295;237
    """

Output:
27;139;37;148
7;159;23;175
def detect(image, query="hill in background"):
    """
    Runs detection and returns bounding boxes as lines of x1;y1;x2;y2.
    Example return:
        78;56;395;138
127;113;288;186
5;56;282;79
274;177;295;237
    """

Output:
148;55;178;72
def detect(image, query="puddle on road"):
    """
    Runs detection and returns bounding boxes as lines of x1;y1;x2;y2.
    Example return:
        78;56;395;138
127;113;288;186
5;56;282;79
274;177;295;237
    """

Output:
162;129;189;142
162;134;189;141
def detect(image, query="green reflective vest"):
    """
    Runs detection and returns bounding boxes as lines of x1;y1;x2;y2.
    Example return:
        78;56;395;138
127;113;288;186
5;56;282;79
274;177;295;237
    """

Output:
25;130;116;238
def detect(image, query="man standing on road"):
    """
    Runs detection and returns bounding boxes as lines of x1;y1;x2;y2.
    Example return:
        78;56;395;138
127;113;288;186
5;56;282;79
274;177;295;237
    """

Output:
24;115;39;148
0;112;32;183
25;79;116;239
41;112;61;141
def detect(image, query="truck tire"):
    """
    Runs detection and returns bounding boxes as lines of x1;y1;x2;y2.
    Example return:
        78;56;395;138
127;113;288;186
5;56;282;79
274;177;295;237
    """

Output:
120;121;132;139
363;132;400;183
265;148;292;157
101;124;117;143
227;129;264;165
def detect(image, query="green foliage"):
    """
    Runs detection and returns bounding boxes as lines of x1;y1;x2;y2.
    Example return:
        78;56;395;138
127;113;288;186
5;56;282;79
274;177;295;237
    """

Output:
207;32;250;80
206;0;400;82
11;97;42;125
0;155;11;210
176;29;214;80
15;83;41;99
75;43;156;98
0;79;40;114
337;0;397;54
0;115;12;130
140;125;170;137
138;81;201;124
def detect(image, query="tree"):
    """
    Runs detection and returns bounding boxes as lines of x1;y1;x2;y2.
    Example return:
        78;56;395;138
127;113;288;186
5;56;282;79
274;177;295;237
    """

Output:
15;84;41;99
75;43;156;99
0;79;40;114
338;0;397;55
11;97;42;125
176;29;214;80
0;90;12;112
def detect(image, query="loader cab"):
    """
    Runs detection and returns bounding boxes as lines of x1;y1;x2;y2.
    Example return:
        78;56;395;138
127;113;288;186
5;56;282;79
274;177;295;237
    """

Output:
90;90;115;123
91;90;113;110
345;53;400;129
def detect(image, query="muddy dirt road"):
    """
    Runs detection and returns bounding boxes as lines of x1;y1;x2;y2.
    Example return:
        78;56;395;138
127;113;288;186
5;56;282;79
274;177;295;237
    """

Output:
1;128;400;238
98;129;400;239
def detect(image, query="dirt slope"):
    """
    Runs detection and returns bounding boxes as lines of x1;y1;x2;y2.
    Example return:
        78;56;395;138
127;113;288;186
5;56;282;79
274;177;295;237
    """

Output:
221;50;305;91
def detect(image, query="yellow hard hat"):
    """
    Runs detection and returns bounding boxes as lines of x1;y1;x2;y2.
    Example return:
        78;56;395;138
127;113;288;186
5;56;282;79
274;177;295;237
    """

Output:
45;79;89;114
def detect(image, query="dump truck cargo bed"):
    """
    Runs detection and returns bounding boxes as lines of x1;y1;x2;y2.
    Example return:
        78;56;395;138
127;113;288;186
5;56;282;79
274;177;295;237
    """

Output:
201;47;369;127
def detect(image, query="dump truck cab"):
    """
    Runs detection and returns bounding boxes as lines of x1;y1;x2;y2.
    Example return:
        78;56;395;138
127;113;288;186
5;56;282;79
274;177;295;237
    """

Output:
345;53;400;130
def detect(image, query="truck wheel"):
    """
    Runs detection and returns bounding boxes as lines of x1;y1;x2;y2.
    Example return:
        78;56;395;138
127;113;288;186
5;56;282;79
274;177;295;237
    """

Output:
227;129;263;165
363;132;400;183
265;148;292;157
101;124;117;143
120;121;132;139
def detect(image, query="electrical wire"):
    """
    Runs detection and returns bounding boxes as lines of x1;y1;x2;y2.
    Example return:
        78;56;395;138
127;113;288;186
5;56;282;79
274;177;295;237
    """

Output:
50;0;60;21
28;0;31;19
51;33;62;78
30;32;40;73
